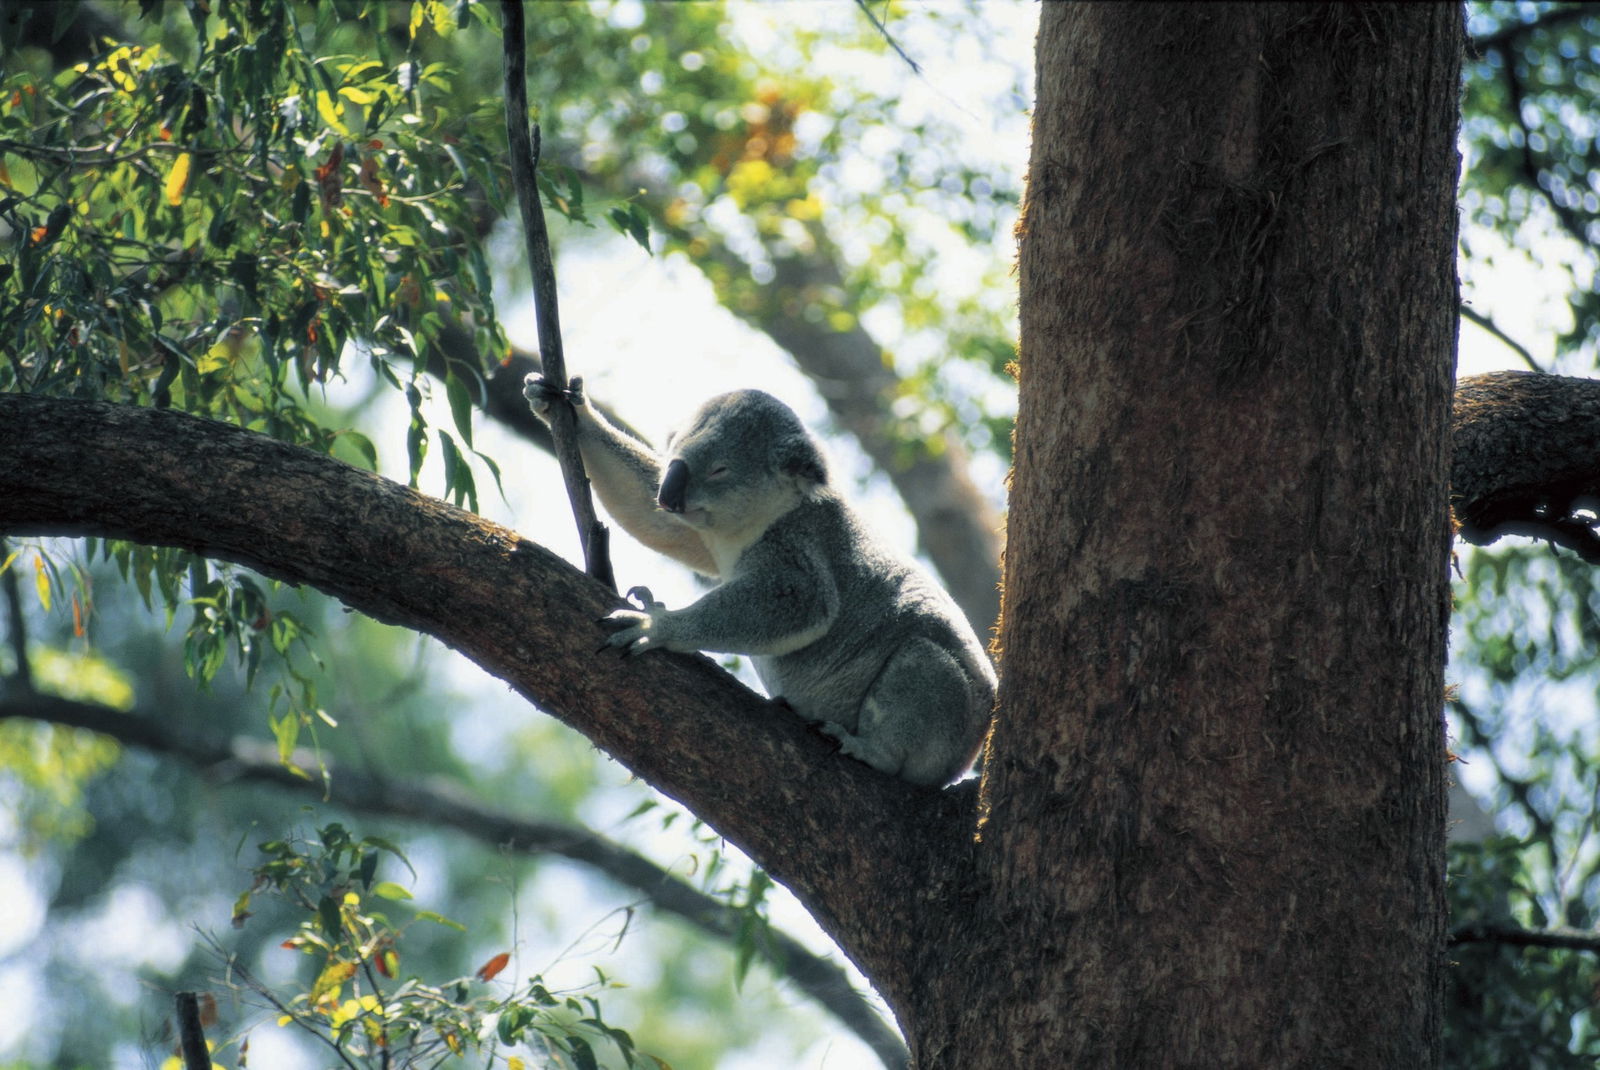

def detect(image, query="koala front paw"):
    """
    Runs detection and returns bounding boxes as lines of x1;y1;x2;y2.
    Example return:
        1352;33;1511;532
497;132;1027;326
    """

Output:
599;594;673;656
522;373;585;419
599;608;657;654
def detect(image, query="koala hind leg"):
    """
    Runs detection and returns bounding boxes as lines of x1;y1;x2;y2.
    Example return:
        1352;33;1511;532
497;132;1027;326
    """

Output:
821;638;980;787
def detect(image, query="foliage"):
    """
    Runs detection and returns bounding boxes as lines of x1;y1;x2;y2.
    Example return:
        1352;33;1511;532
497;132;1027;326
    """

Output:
210;823;664;1070
1447;836;1600;1067
1460;2;1600;365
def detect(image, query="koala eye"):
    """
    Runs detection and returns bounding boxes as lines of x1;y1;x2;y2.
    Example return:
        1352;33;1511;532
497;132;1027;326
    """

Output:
707;463;729;479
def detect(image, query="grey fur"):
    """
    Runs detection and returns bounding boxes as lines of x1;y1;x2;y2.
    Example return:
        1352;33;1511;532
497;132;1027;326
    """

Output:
525;377;996;786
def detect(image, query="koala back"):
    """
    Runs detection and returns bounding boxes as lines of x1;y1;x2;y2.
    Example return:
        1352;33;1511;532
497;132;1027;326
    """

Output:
739;492;996;781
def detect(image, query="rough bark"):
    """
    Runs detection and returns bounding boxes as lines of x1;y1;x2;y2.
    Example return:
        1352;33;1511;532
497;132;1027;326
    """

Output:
1453;370;1600;561
961;4;1460;1068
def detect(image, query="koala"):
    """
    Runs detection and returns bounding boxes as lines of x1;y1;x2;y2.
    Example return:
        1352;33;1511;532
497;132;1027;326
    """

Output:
525;375;996;786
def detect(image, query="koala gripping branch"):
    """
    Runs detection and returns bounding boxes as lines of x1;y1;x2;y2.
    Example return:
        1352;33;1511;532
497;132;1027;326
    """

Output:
0;393;966;1021
498;0;613;592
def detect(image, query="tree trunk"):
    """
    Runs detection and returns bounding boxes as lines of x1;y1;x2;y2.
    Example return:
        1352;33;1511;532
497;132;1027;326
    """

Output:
919;4;1460;1066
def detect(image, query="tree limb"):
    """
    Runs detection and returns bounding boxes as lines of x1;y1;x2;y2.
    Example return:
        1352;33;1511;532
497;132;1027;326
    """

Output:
0;392;973;1025
1453;372;1600;561
174;992;211;1070
1459;304;1543;373
0;540;31;693
499;0;612;591
1451;921;1600;954
1469;6;1595;55
0;692;908;1069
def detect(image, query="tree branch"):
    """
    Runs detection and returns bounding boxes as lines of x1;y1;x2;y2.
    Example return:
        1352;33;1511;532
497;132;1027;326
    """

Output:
0;392;972;1023
1451;921;1600;954
1469;6;1595;55
499;0;612;591
174;992;211;1070
0;540;31;693
1489;36;1595;250
0;692;908;1068
1453;372;1600;560
1459;303;1543;373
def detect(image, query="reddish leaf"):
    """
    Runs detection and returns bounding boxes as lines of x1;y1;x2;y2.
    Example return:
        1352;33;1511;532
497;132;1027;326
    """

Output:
475;951;511;981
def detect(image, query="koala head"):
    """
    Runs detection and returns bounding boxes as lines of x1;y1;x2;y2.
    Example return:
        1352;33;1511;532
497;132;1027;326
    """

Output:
657;391;827;531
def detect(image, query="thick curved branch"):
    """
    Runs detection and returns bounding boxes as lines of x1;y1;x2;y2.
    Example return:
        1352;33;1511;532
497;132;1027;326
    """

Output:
0;692;908;1068
0;393;972;1024
1453;372;1600;561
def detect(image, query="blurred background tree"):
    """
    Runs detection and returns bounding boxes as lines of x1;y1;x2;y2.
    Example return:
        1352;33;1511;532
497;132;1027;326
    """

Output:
0;1;1597;1066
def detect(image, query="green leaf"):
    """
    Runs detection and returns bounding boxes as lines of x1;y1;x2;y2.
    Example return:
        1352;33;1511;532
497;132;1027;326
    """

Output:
607;203;651;253
372;881;413;901
340;430;378;469
568;1036;600;1070
270;711;302;766
415;909;466;932
317;894;343;938
444;371;474;448
31;556;50;612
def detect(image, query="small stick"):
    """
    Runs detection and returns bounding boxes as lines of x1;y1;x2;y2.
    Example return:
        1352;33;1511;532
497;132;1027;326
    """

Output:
175;992;211;1070
499;0;616;591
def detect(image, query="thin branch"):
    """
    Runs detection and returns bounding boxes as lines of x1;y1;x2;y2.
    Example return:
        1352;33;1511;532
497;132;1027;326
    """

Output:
0;540;32;694
1494;44;1594;250
1459;303;1544;373
853;0;921;75
1469;6;1595;54
1450;697;1560;872
1451;921;1600;954
174;992;212;1070
204;938;365;1070
0;692;910;1070
498;0;614;592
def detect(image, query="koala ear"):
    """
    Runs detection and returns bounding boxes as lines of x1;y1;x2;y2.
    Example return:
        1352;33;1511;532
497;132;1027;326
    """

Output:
774;434;827;487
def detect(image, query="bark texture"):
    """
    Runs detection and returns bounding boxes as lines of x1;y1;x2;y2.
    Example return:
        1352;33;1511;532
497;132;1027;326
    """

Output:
1453;370;1600;561
966;4;1460;1067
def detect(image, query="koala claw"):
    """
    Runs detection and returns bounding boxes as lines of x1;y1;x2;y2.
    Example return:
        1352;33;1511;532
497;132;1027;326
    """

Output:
599;607;658;655
624;585;659;610
522;373;585;411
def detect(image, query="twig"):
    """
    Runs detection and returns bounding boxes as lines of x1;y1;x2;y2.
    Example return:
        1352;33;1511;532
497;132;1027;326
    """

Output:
0;540;32;694
853;0;921;75
1495;49;1594;250
175;992;211;1070
498;0;615;591
1459;303;1544;373
1469;5;1594;55
1451;921;1600;954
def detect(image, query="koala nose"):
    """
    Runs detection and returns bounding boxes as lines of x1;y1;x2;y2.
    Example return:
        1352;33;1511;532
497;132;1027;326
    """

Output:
658;459;689;513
